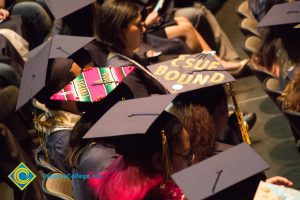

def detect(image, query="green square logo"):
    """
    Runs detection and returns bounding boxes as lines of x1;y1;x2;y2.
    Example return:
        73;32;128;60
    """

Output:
8;162;36;190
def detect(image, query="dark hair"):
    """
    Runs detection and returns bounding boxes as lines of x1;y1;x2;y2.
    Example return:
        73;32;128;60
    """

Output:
114;112;183;164
63;3;96;37
256;25;300;69
94;0;139;53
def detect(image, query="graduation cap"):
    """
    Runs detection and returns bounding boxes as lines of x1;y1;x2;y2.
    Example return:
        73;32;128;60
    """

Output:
258;1;300;27
16;35;94;110
172;142;269;200
83;94;180;178
50;65;136;102
45;0;95;19
83;94;177;139
147;52;235;94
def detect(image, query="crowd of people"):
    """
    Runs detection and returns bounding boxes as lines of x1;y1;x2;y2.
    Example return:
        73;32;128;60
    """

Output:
0;0;299;199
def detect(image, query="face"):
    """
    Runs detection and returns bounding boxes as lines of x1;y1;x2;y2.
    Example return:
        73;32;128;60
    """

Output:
122;13;145;55
69;62;82;77
171;128;193;173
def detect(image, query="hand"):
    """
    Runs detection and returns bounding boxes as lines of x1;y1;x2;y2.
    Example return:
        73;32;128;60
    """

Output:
145;11;161;26
0;8;9;20
266;176;294;187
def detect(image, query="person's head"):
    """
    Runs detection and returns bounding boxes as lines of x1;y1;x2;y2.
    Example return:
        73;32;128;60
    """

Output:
278;71;300;112
174;85;228;138
34;58;82;112
114;111;192;174
169;103;216;163
88;111;191;200
94;0;145;56
256;25;300;69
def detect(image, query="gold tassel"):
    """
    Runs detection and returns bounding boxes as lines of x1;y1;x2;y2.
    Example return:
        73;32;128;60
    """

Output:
229;83;251;144
161;130;173;179
33;113;64;163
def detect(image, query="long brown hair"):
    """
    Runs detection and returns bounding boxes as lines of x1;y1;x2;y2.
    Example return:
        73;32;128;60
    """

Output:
94;0;139;53
169;104;216;162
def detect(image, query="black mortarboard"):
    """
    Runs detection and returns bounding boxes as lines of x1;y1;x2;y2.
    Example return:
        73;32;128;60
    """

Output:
172;142;269;200
147;52;235;94
83;94;177;139
45;0;95;19
16;35;94;110
258;1;300;27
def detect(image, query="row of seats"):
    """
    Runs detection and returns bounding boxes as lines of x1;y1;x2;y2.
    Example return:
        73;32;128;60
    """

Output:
236;1;300;149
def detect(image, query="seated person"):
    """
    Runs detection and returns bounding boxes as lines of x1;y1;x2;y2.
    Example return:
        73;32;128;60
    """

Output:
0;0;52;47
135;0;248;71
33;58;82;173
88;111;192;200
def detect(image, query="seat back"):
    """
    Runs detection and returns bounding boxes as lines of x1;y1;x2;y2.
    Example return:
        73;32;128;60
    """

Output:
243;36;262;56
239;18;261;37
262;77;282;108
42;172;74;200
236;0;257;20
283;110;300;142
250;65;276;83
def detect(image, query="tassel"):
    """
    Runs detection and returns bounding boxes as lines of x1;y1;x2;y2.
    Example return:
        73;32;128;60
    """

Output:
161;130;173;179
33;113;64;163
229;83;251;144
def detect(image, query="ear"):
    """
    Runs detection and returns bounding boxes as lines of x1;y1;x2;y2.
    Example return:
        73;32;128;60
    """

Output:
151;152;163;172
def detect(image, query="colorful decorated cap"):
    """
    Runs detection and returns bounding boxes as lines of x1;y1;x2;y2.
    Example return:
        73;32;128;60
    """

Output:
258;1;300;27
45;0;95;19
50;65;135;102
16;35;94;110
147;52;235;94
172;142;269;200
82;94;178;139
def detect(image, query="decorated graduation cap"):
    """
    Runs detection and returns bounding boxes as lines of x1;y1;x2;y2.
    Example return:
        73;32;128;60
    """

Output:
147;52;235;93
258;1;300;27
50;65;135;102
148;52;251;144
83;94;181;178
172;142;270;200
16;35;94;110
45;0;95;19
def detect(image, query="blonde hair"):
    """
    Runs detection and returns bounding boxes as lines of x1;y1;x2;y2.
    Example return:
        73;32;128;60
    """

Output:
278;71;300;112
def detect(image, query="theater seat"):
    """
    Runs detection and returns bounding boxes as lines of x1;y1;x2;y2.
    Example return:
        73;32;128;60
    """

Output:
239;18;261;37
250;65;276;83
243;36;262;56
42;172;74;200
236;0;257;20
283;110;300;148
262;77;282;108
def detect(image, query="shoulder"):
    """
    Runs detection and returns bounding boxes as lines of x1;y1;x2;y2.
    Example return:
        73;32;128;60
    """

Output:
144;180;186;200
